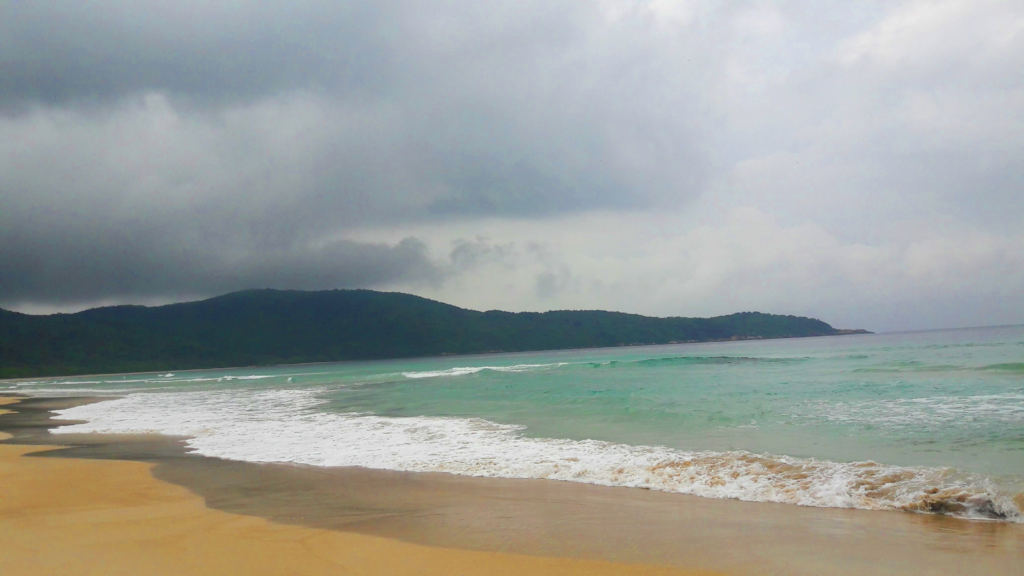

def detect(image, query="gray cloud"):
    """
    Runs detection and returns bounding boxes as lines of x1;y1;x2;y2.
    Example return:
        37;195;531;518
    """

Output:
0;209;442;305
535;266;573;300
0;1;392;107
449;237;516;272
2;1;1023;330
1;1;713;217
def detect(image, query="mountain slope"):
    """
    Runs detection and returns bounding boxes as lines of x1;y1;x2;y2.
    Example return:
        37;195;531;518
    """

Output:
0;289;866;378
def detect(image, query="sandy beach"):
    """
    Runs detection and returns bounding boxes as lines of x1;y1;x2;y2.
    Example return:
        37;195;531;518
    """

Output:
2;395;1023;575
0;397;707;576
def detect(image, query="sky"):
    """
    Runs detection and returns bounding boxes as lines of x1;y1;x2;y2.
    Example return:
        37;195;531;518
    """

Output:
2;0;1023;332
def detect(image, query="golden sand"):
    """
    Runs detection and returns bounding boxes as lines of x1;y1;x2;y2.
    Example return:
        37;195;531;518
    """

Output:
0;396;18;414
3;394;1022;575
0;422;711;575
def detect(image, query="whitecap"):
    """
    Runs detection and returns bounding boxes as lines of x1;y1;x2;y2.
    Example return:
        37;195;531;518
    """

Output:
402;363;563;379
52;389;1022;523
797;394;1024;429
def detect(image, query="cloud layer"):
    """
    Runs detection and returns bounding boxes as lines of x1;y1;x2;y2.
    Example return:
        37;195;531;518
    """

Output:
2;1;1022;330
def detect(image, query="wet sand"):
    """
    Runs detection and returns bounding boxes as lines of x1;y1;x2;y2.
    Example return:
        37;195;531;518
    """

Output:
0;396;703;576
2;395;1023;575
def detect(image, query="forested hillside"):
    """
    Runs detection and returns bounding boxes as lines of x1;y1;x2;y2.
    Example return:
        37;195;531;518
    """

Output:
0;289;865;378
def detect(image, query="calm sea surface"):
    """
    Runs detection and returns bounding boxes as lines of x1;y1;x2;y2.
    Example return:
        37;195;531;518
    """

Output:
10;326;1024;521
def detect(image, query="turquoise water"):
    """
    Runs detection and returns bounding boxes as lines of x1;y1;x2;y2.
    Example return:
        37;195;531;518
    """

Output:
331;329;1024;476
13;326;1024;520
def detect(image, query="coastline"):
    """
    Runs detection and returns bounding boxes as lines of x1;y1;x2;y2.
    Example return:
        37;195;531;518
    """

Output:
2;395;1023;575
0;438;702;575
0;331;872;382
0;395;705;576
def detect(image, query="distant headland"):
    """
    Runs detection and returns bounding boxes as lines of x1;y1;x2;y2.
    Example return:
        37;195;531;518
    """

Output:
0;289;870;378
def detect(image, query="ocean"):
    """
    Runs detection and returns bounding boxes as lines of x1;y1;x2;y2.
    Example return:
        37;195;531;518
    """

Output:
9;325;1024;522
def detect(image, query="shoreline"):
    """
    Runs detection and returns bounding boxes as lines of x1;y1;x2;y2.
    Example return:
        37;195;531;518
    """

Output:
0;397;704;576
2;395;1023;575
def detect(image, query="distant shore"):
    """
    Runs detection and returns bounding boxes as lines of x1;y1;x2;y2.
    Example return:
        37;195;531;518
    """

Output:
1;394;1022;575
0;329;872;382
0;287;870;379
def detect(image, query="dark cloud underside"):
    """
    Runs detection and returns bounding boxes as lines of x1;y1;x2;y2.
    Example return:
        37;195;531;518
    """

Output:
1;1;1022;330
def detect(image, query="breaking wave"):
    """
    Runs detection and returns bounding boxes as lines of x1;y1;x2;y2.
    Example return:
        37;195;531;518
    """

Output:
581;356;806;369
401;364;565;379
397;356;805;379
981;363;1024;373
795;394;1024;431
51;389;1023;523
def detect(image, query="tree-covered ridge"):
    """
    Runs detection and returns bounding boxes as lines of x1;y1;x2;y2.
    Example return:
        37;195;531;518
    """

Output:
0;289;867;378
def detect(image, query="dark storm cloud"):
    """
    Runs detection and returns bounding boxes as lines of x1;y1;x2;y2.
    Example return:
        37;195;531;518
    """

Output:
2;0;1023;329
0;0;711;214
0;1;392;106
0;1;715;307
0;211;442;305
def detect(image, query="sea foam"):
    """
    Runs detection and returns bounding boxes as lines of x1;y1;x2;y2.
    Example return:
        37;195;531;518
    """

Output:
401;363;564;378
798;393;1024;429
51;389;1023;522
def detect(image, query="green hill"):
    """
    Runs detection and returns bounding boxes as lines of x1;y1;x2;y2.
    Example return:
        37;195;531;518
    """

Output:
0;289;867;378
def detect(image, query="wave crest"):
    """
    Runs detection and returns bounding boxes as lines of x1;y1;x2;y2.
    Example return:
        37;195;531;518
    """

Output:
50;389;1022;523
401;364;564;378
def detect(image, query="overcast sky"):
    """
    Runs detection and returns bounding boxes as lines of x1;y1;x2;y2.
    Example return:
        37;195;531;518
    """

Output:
2;0;1022;331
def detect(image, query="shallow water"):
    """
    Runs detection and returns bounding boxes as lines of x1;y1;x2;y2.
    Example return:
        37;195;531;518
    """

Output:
11;325;1024;521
